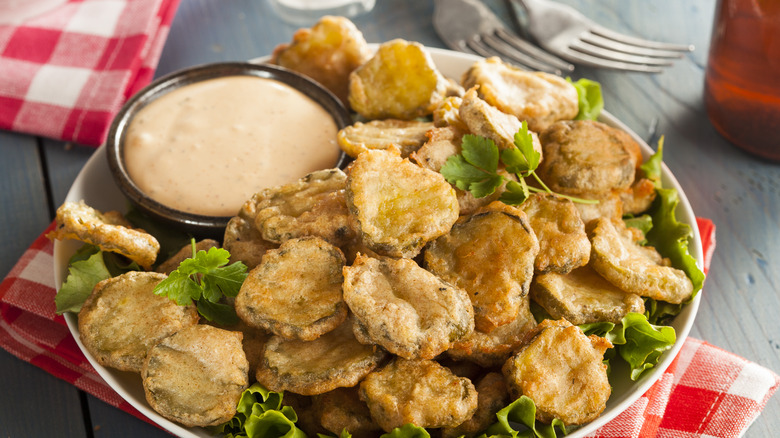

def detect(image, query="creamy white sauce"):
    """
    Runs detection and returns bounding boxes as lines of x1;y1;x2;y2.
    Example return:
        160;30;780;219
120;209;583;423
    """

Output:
124;75;341;217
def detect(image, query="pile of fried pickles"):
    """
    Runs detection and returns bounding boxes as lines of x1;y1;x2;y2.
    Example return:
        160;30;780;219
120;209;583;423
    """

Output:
49;16;699;438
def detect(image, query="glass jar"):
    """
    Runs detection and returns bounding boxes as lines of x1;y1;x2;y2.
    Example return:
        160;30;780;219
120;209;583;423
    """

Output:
704;0;780;161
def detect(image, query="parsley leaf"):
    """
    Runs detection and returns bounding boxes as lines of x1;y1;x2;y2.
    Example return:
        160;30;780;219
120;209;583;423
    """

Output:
461;133;499;173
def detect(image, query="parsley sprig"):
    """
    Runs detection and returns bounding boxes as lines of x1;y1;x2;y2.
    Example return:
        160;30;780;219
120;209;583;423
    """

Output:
154;240;248;325
440;121;597;206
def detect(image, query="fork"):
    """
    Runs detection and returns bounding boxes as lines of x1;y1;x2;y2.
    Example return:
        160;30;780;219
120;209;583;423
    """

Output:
433;0;574;75
510;0;694;73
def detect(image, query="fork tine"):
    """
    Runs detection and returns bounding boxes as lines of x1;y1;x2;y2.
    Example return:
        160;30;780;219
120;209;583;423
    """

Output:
570;39;675;66
581;32;685;59
480;33;565;74
466;35;551;74
590;23;695;52
559;48;664;73
495;29;574;72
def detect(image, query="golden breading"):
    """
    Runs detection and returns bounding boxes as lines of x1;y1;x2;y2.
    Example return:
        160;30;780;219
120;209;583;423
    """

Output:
502;319;612;425
359;358;478;432
255;320;388;396
447;297;536;367
236;236;347;340
441;372;510;438
141;325;249;427
521;193;590;274
223;215;278;270
155;239;219;274
343;254;475;360
538;120;642;196
425;202;539;333
348;39;458;120
78;271;198;373
432;96;467;129
271;15;371;106
314;387;382;438
531;266;645;325
574;191;624;225
250;168;356;247
47;200;159;269
346;149;459;258
461;57;579;132
620;177;658;216
589;218;693;304
337;119;435;158
229;320;271;384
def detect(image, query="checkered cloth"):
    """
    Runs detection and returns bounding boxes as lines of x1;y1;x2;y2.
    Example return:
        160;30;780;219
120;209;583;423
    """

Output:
0;0;180;147
1;218;778;436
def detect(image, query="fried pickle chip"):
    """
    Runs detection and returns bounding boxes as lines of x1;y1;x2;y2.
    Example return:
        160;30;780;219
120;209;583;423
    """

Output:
432;96;467;129
573;191;624;225
337;119;435;158
348;39;458;120
531;266;645;325
142;325;249;427
441;372;510;438
249;168;356;247
78;271;198;373
589;218;693;304
48;200;159;269
156;239;219;275
256;320;388;396
343;254;474;360
236;236;347;340
346;149;459;258
502;319;612;425
223;215;278;270
271;15;371;106
538;120;642;196
461;57;579;132
425;202;539;333
314;386;382;438
620;177;657;215
447;297;536;367
359;358;478;432
521;193;590;274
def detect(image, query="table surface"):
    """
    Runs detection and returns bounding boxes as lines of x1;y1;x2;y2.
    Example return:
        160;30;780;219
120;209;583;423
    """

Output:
1;0;778;436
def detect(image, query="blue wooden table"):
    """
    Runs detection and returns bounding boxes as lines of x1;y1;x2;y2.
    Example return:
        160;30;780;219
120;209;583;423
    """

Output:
1;0;778;436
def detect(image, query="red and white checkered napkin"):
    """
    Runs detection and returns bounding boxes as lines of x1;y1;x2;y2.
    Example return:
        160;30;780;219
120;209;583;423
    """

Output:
1;218;778;436
0;0;180;147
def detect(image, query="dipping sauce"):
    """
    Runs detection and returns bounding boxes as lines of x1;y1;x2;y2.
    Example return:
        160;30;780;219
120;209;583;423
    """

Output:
123;75;341;217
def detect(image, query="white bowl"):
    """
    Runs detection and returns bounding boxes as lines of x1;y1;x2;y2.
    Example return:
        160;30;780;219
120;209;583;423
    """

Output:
54;47;703;438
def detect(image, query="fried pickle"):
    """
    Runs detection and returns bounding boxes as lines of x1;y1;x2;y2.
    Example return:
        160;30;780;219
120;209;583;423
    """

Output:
441;372;509;438
425;202;539;333
343;254;474;360
620;177;657;216
521;193;590;274
346;149;459;258
314;387;382;438
78;271;199;373
236;236;347;340
502;319;612;425
462;57;579;132
360;358;478;431
142;325;248;427
255;320;388;396
337;119;435;158
48;200;159;269
531;266;645;325
432;96;467;129
589;218;693;304
223;215;278;270
271;15;371;106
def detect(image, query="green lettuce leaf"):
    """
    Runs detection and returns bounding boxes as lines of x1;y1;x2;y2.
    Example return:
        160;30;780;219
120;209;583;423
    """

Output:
211;383;305;438
483;396;569;438
567;78;603;121
55;245;111;314
381;424;431;438
607;313;676;380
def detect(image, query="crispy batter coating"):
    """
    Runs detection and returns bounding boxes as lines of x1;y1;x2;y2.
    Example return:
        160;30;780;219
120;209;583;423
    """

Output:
78;271;198;373
256;320;388;396
573;191;624;225
521;193;590;274
620;177;657;216
432;96;467;130
346;149;459;258
48;200;160;269
360;358;478;432
425;202;539;333
338;119;435;158
531;266;645;325
343;254;474;360
314;386;382;438
236;236;347;340
538;120;642;196
447;297;536;367
156;239;219;275
271;15;371;106
589;218;693;304
410;125;465;172
142;325;249;427
461;57;578;132
249;168;356;247
502;319;612;425
441;372;509;438
348;39;458;120
223;215;278;270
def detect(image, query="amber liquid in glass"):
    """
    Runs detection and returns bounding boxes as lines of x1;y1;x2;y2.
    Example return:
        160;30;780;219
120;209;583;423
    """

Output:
704;0;780;161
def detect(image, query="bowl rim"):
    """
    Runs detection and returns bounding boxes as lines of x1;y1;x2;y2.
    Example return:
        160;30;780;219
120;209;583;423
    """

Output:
105;61;352;236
